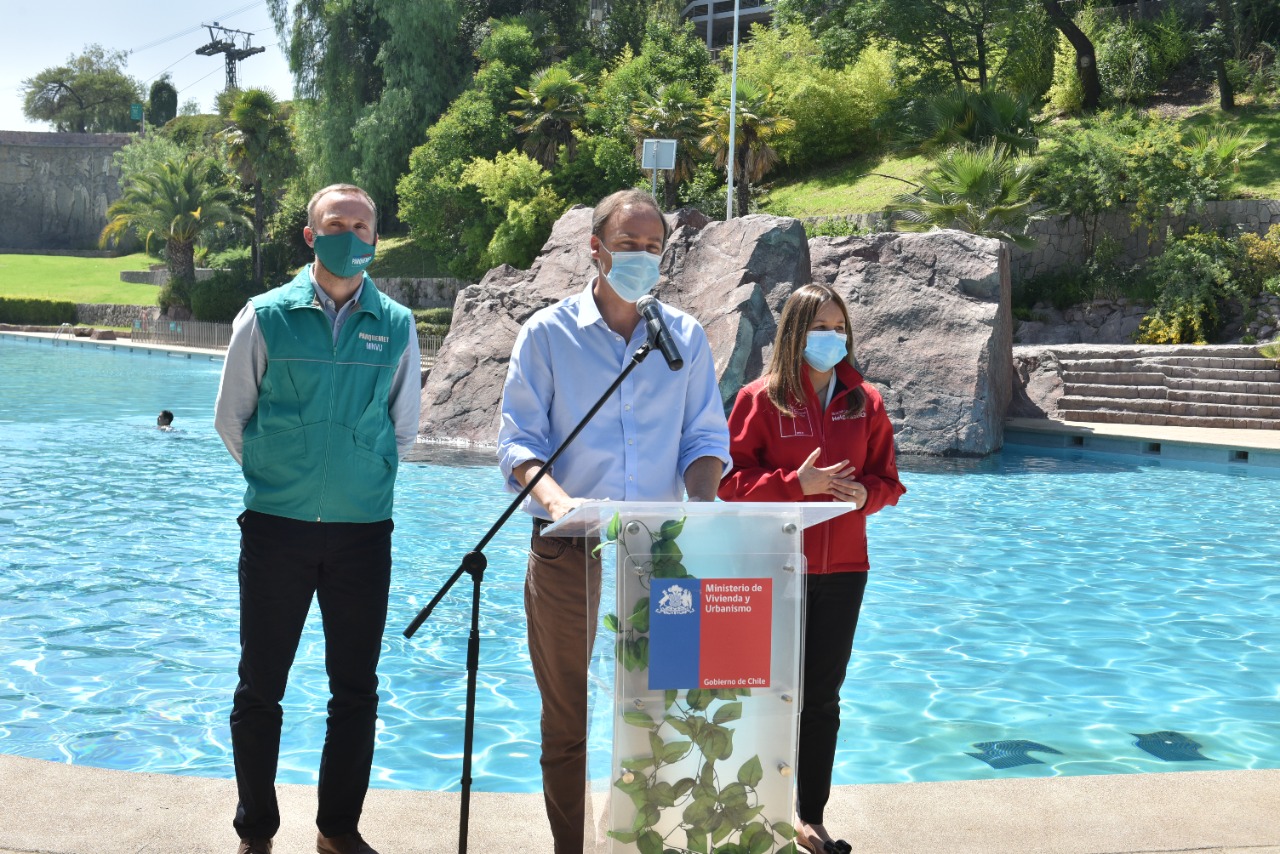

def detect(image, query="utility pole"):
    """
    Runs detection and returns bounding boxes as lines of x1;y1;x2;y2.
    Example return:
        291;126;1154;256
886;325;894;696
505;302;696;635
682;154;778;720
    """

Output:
195;22;265;93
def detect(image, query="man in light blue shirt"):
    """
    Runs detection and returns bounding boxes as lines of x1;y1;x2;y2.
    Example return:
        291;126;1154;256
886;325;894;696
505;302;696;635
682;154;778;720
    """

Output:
498;189;730;852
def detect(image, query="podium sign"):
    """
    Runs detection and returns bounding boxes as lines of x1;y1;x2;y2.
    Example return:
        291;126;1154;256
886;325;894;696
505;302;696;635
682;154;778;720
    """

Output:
546;500;854;853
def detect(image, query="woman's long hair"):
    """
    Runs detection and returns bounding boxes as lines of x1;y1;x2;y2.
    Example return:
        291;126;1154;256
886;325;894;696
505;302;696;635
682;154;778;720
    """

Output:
765;284;865;419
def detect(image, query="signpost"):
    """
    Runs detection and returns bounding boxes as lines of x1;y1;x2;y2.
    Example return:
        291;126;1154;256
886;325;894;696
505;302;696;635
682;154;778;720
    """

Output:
640;138;677;204
130;103;145;137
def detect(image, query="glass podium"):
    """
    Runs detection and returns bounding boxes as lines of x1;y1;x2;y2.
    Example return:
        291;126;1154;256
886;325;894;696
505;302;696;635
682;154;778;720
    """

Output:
544;500;855;854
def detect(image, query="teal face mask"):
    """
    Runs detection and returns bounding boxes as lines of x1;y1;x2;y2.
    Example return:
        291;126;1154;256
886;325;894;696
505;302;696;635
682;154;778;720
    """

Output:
313;231;376;279
803;330;848;372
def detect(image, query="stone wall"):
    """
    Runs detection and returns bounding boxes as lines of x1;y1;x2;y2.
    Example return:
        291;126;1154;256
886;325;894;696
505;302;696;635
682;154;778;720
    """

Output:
0;131;132;251
75;303;158;327
118;268;215;285
378;277;468;310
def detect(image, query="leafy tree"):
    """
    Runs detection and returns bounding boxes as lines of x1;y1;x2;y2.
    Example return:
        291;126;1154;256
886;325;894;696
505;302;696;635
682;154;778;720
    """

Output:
736;24;896;170
148;75;179;127
21;45;141;133
628;81;705;209
1137;228;1245;343
699;78;796;218
550;133;643;207
100;155;246;289
590;18;720;140
1040;0;1102;111
219;89;297;286
510;65;590;169
886;143;1039;247
267;0;469;221
462;149;568;268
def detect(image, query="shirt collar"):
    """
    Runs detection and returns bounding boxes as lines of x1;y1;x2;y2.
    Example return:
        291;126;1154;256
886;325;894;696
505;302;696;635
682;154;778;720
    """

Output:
576;277;605;330
308;265;365;313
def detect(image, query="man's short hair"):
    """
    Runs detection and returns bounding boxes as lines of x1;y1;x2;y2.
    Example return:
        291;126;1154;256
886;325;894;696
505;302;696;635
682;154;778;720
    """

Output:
591;189;671;246
307;184;378;230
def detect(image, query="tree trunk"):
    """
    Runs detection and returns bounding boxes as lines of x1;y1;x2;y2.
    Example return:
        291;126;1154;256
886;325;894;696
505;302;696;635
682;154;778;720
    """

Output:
663;173;679;212
252;182;265;287
1041;0;1102;112
167;238;195;284
736;146;750;219
1215;58;1236;109
1214;0;1237;110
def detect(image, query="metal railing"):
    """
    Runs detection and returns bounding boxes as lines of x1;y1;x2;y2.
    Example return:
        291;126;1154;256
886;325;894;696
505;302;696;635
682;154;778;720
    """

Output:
419;333;444;369
131;317;233;349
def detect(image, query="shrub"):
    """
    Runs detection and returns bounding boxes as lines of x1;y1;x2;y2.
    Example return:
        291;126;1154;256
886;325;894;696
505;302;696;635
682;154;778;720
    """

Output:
0;297;77;325
413;307;453;337
158;277;193;315
1136;228;1244;344
189;270;252;323
678;161;728;220
1240;224;1280;290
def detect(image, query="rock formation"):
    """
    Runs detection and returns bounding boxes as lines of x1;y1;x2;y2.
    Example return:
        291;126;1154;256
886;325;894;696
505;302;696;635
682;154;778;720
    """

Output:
419;206;1013;456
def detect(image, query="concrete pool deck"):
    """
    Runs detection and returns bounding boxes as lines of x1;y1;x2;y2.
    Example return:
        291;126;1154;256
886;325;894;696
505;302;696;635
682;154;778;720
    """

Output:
0;754;1277;853
3;330;1278;851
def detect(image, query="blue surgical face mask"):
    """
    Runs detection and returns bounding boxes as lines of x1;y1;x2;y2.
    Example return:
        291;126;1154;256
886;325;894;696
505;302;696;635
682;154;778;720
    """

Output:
313;230;376;279
600;245;661;302
803;330;848;372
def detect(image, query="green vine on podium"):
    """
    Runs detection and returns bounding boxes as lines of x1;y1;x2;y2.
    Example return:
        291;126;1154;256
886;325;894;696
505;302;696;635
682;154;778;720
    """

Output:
600;513;799;854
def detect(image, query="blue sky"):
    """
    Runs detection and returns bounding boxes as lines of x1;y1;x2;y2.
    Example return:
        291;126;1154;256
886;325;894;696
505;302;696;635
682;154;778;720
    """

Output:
1;0;296;132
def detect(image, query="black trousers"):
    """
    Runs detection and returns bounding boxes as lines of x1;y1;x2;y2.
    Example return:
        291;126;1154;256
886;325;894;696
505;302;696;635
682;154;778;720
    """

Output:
230;510;393;840
797;571;868;825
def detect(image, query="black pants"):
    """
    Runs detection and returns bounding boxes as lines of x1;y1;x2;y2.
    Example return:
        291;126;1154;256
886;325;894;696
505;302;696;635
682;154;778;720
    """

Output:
230;510;393;840
797;572;868;825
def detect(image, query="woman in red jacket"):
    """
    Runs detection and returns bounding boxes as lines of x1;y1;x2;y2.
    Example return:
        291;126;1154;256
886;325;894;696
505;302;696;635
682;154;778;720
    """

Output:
719;283;905;854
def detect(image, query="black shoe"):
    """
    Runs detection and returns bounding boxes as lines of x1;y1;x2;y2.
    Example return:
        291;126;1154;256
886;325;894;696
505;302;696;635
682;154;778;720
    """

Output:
317;831;379;854
237;839;272;854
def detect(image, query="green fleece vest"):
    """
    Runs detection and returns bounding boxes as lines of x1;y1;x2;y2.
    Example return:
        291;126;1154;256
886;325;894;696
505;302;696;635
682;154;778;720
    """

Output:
240;269;413;522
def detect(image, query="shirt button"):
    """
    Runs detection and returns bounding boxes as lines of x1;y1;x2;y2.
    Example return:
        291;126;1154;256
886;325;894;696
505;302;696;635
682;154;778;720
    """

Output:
629;476;634;481
624;404;631;411
628;439;633;445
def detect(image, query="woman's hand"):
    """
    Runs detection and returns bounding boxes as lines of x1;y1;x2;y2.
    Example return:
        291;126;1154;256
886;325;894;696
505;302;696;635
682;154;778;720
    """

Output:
796;447;866;506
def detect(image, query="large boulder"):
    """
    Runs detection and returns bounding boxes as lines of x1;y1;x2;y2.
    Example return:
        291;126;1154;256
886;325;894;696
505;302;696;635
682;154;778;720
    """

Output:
417;207;811;445
808;230;1012;456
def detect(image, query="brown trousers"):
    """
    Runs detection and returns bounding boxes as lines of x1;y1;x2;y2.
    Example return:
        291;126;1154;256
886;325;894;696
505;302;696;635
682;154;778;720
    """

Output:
525;521;602;854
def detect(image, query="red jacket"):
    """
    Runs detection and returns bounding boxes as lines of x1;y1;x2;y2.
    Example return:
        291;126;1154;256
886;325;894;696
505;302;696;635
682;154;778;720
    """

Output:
718;362;905;574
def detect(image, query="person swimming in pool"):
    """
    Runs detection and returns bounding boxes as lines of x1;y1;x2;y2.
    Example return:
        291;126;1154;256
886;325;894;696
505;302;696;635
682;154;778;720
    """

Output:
157;410;174;431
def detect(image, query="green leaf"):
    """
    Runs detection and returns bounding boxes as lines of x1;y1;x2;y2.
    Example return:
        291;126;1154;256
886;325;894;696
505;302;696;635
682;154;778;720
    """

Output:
648;730;666;761
664;689;678;711
623;710;655;729
633;635;650;669
652;538;682;560
621;755;655;772
686;689;711;711
747;827;773;854
615;773;647;796
772;821;798;840
650;781;678;807
606;511;621;541
665;715;693;737
685;830;709;853
628;597;650;632
602;613;620;633
659;517;685;539
736;754;763;788
682;795;714;826
671;776;695;799
720;781;749;807
662;739;693;764
712;701;742;725
712;688;739;701
606;830;639;844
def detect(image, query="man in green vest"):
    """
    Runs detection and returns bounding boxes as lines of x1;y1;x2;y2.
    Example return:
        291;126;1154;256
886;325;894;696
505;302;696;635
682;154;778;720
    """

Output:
214;183;421;854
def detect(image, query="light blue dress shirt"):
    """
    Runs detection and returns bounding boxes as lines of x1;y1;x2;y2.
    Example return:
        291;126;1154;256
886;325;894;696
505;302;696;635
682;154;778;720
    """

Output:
498;281;731;521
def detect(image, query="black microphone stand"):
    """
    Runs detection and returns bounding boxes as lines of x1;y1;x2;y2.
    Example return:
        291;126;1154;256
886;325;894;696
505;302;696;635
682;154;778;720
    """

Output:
403;339;657;854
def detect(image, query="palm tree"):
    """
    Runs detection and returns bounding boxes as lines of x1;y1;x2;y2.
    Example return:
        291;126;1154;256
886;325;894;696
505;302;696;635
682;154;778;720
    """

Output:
886;143;1039;248
100;155;245;283
698;78;795;218
219;88;294;286
628;81;704;211
509;66;588;169
905;88;1038;154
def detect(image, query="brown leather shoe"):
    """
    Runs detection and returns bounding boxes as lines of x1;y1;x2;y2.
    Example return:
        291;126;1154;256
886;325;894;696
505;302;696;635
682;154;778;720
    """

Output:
236;839;272;854
316;831;379;854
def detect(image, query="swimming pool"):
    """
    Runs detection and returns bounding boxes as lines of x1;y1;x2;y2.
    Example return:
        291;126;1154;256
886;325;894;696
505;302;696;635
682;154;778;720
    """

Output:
1;334;1277;791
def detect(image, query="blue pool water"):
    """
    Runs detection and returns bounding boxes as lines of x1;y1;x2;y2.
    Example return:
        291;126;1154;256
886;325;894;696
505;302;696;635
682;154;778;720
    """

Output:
1;334;1278;791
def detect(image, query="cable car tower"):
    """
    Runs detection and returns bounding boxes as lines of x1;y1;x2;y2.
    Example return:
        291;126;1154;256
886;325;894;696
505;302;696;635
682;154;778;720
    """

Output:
195;22;265;92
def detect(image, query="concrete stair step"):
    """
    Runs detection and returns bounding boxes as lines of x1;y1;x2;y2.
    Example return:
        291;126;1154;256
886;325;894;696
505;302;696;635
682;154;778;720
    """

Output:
1042;345;1264;360
1060;396;1280;419
1061;371;1166;386
1063;383;1167;399
1168;388;1280;407
1057;409;1280;429
1162;366;1280;382
1168;377;1280;395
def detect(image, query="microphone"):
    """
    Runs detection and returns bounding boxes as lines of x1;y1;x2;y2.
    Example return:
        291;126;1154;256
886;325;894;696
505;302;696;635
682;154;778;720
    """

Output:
636;295;683;371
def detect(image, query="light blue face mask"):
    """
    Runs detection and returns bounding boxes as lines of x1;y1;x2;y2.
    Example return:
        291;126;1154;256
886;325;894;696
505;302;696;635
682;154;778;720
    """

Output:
803;330;848;372
313;230;376;279
601;245;661;302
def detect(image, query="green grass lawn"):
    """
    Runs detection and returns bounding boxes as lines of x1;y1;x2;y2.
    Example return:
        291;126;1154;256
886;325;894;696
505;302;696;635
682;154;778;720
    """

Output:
1181;101;1280;199
367;235;447;279
0;253;161;305
761;152;931;217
